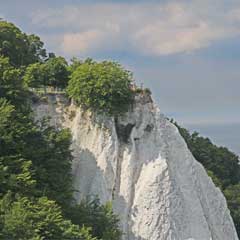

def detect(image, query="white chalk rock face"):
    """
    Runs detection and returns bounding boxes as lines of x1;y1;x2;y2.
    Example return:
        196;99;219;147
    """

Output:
33;93;238;240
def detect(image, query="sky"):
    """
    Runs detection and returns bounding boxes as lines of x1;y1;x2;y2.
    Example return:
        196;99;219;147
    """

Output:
1;0;239;156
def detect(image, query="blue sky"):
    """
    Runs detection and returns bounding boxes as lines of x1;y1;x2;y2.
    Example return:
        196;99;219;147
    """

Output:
1;0;240;155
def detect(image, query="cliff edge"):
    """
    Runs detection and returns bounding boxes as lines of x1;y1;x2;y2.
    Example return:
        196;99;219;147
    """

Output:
33;93;238;240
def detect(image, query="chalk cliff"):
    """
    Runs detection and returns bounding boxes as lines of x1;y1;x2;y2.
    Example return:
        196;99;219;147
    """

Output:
33;93;238;240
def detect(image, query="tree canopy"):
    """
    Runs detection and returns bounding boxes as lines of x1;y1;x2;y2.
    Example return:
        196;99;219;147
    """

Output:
67;60;134;116
24;57;69;89
0;21;46;67
0;195;96;240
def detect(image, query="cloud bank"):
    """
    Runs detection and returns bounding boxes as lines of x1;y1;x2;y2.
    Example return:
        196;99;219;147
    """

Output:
32;1;240;57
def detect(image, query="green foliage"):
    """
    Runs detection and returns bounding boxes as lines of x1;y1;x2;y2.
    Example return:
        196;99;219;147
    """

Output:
0;56;28;107
0;21;46;67
207;170;223;190
45;56;69;88
68;57;83;73
224;184;240;232
0;98;14;127
173;120;240;236
27;34;47;64
67;61;134;115
67;198;121;240
0;103;73;207
31;124;74;207
23;63;48;88
0;156;36;197
134;87;151;95
0;194;95;240
24;57;69;89
0;21;122;240
143;88;151;95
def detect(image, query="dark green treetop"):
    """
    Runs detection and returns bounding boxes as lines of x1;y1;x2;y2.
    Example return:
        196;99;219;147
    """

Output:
67;60;134;116
24;57;69;89
0;21;46;67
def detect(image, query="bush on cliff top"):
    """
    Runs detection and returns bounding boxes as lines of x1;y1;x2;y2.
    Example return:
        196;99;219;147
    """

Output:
67;60;134;116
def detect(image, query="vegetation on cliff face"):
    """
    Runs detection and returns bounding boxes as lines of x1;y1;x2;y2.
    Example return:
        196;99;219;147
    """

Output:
173;121;240;236
0;20;121;240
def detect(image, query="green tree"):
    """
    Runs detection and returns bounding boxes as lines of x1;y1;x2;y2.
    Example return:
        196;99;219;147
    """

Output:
68;57;83;73
0;98;14;128
0;99;36;197
0;156;36;198
67;61;134;116
0;110;73;207
224;184;240;233
23;63;48;88
0;56;28;107
24;57;69;89
45;56;69;89
29;124;74;207
0;21;46;67
0;194;95;240
27;34;46;64
67;198;121;240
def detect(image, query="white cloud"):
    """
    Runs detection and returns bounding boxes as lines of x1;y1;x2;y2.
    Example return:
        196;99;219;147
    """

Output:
31;1;240;57
61;22;122;55
62;30;105;54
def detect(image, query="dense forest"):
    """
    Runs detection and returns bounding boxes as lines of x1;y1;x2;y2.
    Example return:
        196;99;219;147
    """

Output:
0;20;240;239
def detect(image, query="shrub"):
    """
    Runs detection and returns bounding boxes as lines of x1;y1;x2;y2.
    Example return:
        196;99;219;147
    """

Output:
66;198;122;240
0;195;95;240
24;57;69;89
144;88;152;95
67;61;134;116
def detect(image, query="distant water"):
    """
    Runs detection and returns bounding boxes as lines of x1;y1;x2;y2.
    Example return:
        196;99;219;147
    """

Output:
185;123;240;158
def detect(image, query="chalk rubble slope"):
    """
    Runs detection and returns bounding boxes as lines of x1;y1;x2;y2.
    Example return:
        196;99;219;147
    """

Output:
34;93;238;240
